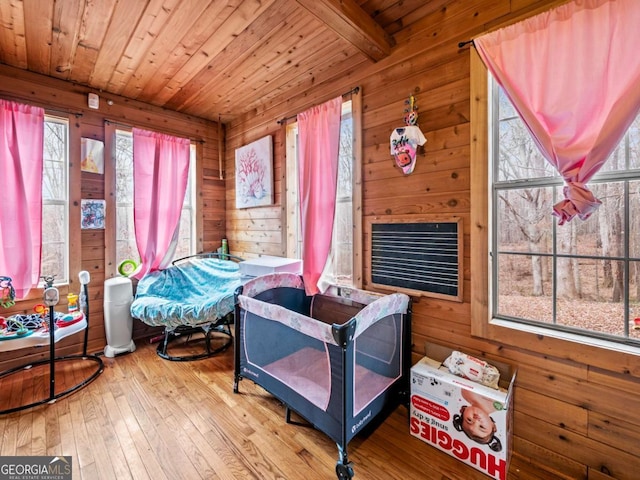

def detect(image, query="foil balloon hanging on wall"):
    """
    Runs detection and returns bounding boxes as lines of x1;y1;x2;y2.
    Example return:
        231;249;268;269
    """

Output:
390;93;427;175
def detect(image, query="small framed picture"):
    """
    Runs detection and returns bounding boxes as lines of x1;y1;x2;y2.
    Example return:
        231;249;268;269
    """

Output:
81;138;104;174
81;199;105;229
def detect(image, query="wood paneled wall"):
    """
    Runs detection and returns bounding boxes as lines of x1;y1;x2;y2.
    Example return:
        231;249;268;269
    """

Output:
0;64;224;370
224;1;640;479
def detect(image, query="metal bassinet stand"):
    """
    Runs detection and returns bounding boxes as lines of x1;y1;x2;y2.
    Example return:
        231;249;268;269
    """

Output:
155;314;234;361
0;272;104;415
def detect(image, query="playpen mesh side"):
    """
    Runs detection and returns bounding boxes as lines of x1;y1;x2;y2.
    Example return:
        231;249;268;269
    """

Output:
239;292;406;417
239;287;334;411
352;312;403;416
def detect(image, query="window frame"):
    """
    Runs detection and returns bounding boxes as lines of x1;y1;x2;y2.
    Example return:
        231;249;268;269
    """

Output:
41;114;70;286
284;91;363;288
112;128;197;269
470;49;640;367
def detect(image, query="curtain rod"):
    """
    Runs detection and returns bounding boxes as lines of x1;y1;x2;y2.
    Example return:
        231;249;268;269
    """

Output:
104;119;205;143
104;119;131;129
276;86;361;125
0;93;84;117
458;39;476;49
47;107;83;118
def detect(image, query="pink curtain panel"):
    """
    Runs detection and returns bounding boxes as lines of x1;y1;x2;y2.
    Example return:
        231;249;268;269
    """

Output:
133;128;190;278
476;0;640;224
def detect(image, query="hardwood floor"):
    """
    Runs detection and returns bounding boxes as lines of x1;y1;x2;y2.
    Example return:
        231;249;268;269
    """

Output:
0;339;548;480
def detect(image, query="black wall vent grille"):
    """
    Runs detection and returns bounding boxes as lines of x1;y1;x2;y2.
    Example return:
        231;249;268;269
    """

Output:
367;217;463;302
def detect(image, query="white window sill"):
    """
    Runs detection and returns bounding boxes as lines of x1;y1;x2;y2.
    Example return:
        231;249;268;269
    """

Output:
490;318;640;357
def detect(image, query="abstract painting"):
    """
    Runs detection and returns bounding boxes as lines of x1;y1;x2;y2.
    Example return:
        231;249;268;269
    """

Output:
81;199;106;229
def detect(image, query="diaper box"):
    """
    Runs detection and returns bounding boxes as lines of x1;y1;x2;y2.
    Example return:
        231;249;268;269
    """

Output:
239;256;302;277
410;342;516;480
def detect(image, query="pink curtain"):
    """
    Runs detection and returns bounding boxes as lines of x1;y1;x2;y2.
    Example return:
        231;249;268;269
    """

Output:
297;97;343;295
133;128;190;278
0;100;44;298
475;0;640;224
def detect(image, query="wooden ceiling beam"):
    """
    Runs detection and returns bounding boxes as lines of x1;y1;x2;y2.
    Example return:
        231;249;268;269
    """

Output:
293;0;395;62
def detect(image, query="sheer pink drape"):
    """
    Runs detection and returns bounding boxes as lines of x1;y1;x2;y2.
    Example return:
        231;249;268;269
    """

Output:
0;100;44;298
132;128;190;278
297;97;342;295
475;0;640;224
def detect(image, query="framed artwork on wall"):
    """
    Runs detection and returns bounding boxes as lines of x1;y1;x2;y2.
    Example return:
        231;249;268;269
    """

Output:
81;138;104;174
81;199;106;229
235;135;273;209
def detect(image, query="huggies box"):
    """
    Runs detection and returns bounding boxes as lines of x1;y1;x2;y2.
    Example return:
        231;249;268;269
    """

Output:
409;343;516;480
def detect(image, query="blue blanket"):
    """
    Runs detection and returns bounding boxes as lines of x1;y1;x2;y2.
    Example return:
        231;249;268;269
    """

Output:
131;258;242;330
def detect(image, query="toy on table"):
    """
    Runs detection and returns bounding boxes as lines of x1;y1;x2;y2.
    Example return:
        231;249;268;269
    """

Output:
34;303;47;315
0;276;16;309
118;259;139;277
0;315;31;339
67;293;79;312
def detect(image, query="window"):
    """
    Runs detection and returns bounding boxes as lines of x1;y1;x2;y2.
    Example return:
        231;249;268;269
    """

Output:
487;74;640;347
115;130;196;267
41;116;69;284
286;99;361;287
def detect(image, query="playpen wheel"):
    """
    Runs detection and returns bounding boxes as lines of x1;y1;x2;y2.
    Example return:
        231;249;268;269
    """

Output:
335;462;354;480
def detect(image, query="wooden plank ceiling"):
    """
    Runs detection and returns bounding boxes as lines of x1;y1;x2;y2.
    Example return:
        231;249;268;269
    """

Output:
0;0;434;122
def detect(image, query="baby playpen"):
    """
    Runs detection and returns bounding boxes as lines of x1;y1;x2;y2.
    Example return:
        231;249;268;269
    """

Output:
234;272;411;479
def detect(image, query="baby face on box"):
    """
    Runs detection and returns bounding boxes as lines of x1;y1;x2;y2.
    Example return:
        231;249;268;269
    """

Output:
453;390;503;451
411;373;506;451
410;368;510;480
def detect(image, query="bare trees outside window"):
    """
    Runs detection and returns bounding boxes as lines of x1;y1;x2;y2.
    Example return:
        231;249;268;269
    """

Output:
41;116;68;283
491;79;640;344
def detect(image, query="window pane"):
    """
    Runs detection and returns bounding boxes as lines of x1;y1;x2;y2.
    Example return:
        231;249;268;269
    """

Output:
41;204;66;279
557;182;625;257
331;104;354;285
630;116;640;170
631;261;640;340
116;132;134;203
333;199;353;282
497;87;518;120
600;135;627;173
599;115;640;172
116;131;137;265
174;144;196;258
556;259;625;336
116;205;138;263
496;254;553;322
491;76;640;345
175;208;193;260
42;118;68;283
631;181;640;258
338;114;353;198
41;241;65;280
496;187;553;254
43;121;67;201
497;118;555;181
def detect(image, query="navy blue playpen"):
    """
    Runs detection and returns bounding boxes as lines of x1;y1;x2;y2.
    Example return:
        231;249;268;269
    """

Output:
234;273;411;479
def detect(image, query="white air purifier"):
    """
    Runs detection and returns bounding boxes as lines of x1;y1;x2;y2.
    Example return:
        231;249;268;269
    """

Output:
103;277;136;357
